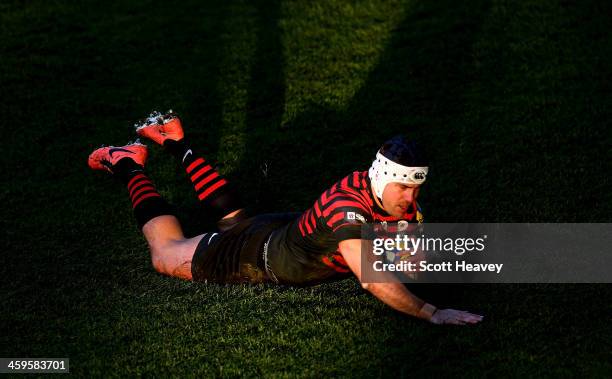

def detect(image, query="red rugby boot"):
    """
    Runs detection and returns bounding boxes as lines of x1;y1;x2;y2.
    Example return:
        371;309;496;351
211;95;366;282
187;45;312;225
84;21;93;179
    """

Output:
135;110;184;146
88;140;148;173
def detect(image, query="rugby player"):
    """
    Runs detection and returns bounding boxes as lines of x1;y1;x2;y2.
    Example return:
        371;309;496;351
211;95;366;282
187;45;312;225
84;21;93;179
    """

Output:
88;111;483;325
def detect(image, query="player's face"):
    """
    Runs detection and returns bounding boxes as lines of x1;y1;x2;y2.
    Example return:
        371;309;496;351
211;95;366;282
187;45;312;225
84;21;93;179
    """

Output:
382;182;421;217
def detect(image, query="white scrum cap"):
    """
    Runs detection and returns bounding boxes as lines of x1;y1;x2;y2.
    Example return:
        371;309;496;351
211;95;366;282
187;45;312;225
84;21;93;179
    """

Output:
368;136;428;199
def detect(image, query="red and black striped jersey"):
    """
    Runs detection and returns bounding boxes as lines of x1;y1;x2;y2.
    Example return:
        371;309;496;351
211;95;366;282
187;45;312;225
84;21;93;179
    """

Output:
267;171;423;285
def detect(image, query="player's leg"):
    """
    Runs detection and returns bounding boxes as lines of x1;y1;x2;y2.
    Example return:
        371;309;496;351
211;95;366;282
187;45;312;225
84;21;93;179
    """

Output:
135;111;247;230
140;215;204;280
88;141;202;280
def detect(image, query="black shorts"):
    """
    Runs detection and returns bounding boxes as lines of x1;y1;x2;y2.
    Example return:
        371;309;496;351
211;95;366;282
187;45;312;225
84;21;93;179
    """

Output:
191;213;300;283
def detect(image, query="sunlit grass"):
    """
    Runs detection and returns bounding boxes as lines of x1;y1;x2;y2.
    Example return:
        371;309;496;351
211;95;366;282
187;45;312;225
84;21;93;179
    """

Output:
280;0;407;125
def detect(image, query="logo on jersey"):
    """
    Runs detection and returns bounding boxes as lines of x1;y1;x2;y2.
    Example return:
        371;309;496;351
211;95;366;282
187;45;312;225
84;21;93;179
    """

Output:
346;212;366;224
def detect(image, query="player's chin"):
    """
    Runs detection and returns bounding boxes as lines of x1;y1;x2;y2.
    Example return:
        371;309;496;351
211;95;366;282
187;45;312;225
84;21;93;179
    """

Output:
392;206;407;217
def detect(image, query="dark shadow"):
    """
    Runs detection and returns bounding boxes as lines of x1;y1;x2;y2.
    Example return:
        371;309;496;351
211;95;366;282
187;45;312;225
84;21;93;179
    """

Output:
230;0;492;219
177;0;286;233
239;0;286;213
168;2;258;234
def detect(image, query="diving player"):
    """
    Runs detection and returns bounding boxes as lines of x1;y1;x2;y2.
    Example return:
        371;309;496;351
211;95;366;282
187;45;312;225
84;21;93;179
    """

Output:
88;111;483;325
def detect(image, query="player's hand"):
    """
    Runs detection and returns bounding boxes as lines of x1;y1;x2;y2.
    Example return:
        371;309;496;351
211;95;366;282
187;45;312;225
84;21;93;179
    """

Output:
429;309;483;325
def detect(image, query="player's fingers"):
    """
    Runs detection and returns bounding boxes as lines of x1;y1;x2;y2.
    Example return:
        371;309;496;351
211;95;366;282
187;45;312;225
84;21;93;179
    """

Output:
447;310;482;324
456;310;483;318
460;311;483;318
446;318;466;326
462;316;482;324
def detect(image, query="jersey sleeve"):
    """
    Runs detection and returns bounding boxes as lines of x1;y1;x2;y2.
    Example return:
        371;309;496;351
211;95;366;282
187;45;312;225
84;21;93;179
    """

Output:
322;194;373;242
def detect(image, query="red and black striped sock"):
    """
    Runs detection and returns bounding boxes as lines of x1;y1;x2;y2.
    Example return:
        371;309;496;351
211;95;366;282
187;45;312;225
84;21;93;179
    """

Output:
164;139;242;221
113;159;174;229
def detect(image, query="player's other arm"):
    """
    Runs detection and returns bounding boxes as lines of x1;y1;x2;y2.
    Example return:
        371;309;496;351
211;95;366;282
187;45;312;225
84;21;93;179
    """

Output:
338;239;484;325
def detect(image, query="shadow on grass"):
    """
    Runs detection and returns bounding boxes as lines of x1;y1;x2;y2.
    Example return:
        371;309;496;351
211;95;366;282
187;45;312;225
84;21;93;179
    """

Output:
241;0;286;211
229;0;492;221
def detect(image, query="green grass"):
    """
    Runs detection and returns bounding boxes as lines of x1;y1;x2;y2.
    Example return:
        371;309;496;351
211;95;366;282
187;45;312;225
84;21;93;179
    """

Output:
1;0;611;376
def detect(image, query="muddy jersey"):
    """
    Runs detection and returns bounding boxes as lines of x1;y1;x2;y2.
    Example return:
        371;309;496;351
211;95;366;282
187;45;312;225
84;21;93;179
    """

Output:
266;171;423;285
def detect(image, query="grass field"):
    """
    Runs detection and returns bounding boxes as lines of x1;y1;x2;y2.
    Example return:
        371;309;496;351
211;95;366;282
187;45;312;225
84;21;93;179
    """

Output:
1;0;611;376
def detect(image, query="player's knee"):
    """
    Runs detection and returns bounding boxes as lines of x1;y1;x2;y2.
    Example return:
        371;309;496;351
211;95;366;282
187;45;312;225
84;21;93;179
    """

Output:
151;255;167;275
149;240;194;278
148;243;175;275
170;261;193;281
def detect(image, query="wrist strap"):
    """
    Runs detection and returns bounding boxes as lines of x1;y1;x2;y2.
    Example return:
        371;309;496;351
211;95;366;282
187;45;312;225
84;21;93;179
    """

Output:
418;303;437;320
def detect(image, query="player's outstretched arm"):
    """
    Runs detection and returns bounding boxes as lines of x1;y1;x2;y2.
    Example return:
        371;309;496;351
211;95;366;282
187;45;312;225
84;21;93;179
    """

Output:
338;239;484;325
